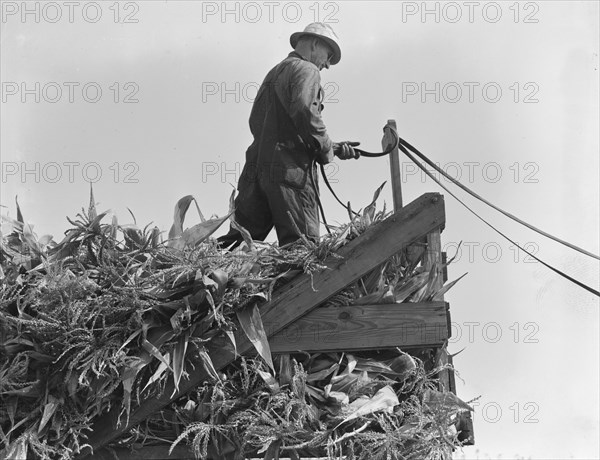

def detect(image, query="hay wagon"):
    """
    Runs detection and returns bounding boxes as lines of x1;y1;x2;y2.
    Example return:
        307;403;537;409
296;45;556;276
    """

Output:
81;120;474;459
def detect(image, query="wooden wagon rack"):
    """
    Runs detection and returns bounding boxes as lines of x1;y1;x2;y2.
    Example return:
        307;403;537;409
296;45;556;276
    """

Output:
84;121;474;459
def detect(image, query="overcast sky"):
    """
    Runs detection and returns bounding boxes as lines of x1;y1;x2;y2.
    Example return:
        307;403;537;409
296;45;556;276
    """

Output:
1;1;599;458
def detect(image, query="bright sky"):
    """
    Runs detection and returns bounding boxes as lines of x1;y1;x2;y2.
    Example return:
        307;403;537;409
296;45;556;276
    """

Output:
1;1;599;458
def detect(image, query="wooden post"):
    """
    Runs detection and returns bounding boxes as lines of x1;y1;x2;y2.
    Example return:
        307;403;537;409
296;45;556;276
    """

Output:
424;229;454;393
382;119;402;211
384;118;427;266
422;206;473;444
425;231;443;300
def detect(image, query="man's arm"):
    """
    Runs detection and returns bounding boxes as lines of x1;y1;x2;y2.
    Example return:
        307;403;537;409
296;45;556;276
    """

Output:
285;63;334;164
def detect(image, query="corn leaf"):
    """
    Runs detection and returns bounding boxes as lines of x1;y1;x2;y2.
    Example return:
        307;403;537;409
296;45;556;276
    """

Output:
387;352;417;377
256;369;280;393
330;373;358;393
394;271;430;302
236;303;274;373
207;269;228;298
362;262;387;294
121;225;144;247
121;357;150;424
141;339;172;371
430;272;468;300
423;389;473;413
38;395;60;434
354;358;397;375
150;226;161;247
225;330;237;357
307;363;339;382
197;347;220;382
180;213;232;248
88;211;110;233
336;385;399;428
88;183;97;221
117;329;142;354
21;223;42;256
277;354;292;387
362;181;386;223
172;332;190;393
15;196;24;223
4;433;28;460
305;384;326;403
0;213;24;234
145;325;175;350
412;264;439;302
168;195;196;240
2;382;40;397
142;353;170;392
345;354;357;374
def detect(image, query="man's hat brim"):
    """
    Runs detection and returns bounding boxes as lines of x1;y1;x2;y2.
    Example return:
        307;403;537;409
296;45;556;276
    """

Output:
290;31;341;65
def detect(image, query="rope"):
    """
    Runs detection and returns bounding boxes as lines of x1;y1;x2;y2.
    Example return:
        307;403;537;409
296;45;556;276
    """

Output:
394;132;599;261
350;124;599;260
309;160;336;234
353;132;399;158
319;163;359;217
397;142;600;298
318;126;598;296
317;130;400;217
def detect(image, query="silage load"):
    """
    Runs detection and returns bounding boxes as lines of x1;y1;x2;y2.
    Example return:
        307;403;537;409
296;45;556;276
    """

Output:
0;188;470;459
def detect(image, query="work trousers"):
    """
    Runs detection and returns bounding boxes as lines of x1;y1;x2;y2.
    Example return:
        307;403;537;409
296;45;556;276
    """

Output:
217;160;320;249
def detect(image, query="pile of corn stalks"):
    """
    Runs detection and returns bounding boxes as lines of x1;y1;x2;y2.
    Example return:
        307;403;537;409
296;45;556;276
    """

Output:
114;350;472;460
0;186;470;459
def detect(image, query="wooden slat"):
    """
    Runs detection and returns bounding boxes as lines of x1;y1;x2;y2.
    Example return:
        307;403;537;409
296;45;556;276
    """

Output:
269;302;449;353
441;251;448;283
383;119;402;210
425;229;443;297
422;208;471;444
79;193;445;458
423;229;455;393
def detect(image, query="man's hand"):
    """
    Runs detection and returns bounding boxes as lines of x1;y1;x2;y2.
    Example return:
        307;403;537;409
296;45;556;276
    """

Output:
333;141;361;160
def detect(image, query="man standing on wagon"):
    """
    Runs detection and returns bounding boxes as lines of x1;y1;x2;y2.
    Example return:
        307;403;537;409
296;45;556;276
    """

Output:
218;22;360;249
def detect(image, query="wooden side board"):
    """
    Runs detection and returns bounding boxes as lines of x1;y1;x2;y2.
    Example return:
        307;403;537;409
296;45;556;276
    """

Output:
79;193;445;457
269;302;449;353
234;193;446;355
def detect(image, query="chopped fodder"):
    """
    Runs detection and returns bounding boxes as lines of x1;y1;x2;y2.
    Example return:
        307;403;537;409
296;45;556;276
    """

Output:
1;190;469;459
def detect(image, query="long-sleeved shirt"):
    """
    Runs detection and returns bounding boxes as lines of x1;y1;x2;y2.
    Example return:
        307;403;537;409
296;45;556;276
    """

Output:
245;51;334;169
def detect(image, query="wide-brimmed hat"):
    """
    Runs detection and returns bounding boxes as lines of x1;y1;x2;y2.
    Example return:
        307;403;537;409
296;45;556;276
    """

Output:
290;22;341;65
